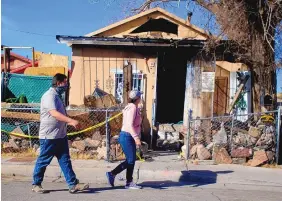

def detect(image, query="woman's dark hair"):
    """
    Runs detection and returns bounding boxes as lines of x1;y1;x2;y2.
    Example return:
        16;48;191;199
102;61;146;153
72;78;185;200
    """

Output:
129;98;138;103
52;73;67;87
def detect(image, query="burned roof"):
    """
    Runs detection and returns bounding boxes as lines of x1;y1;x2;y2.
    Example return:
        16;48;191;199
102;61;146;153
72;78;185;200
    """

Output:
130;18;178;35
56;35;208;48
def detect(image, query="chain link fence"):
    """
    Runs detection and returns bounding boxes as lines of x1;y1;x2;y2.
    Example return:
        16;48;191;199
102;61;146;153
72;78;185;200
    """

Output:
186;110;281;166
1;73;53;103
1;105;124;161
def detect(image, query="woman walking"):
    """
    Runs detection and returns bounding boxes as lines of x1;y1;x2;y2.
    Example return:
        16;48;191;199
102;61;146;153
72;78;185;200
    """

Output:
106;90;142;189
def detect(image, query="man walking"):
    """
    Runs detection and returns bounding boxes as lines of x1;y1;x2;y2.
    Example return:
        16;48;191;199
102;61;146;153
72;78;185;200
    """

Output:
32;73;89;194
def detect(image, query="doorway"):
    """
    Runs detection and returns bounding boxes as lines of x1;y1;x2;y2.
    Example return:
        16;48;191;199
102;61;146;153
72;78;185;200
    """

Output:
155;50;188;124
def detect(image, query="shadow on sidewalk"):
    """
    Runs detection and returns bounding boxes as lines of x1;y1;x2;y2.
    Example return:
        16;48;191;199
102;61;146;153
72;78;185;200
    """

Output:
47;170;233;193
139;170;233;189
48;186;125;194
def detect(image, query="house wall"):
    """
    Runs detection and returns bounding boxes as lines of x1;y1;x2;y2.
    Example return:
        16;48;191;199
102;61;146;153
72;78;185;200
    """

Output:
70;46;157;135
183;64;231;130
95;12;206;40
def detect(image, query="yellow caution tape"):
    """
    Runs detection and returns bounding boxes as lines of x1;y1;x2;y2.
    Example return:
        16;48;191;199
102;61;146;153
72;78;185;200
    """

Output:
136;152;145;162
0;131;39;139
260;114;275;123
1;112;122;139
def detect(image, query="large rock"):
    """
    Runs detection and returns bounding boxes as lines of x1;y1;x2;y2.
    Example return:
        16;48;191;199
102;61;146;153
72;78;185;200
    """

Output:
266;151;275;162
97;146;107;160
246;136;258;146
231;148;252;158
197;146;211;160
158;131;180;141
69;148;80;155
233;132;247;146
248;126;260;138
72;141;86;151
4;139;20;150
21;139;30;149
194;131;206;144
10;127;24;140
85;138;101;148
92;131;103;141
213;123;227;144
255;126;275;149
213;146;232;164
251;150;268;167
206;142;214;151
190;144;201;159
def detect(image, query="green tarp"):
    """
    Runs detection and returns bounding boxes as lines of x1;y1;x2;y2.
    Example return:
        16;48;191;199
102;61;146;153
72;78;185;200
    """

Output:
2;73;52;103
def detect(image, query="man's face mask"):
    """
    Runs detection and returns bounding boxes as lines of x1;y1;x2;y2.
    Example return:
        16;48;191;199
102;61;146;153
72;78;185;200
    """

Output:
56;84;68;95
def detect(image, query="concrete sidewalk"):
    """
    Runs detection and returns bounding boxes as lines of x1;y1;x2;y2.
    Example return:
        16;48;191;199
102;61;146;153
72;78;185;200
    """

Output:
2;153;282;187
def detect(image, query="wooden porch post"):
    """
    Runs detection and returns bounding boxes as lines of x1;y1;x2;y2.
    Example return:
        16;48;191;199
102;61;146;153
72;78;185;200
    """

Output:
123;62;132;105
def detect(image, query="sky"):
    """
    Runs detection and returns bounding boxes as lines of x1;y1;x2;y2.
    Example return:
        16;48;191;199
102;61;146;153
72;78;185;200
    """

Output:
1;0;130;59
1;0;281;93
1;0;212;59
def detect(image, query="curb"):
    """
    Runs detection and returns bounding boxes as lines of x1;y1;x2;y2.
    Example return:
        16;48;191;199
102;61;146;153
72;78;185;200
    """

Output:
1;160;189;184
2;158;282;187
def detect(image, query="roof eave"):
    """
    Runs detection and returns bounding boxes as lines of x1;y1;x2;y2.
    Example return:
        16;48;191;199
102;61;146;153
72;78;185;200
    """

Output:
56;36;206;48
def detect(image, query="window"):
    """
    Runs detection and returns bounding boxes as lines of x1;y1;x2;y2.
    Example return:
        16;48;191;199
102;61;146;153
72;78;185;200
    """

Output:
114;73;143;103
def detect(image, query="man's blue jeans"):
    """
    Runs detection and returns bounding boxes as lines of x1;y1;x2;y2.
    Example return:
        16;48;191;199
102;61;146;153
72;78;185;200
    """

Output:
111;131;136;183
32;137;78;188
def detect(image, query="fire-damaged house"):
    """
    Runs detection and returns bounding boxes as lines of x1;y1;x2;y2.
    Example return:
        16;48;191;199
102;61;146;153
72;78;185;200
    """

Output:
57;7;251;146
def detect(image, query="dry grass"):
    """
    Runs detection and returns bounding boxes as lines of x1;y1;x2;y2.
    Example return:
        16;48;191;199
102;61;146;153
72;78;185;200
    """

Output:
261;164;282;169
1;148;37;158
1;149;98;160
243;160;282;169
69;153;98;160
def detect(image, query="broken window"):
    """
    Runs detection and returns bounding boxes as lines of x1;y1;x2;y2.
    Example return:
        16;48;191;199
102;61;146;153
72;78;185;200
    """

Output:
114;73;144;103
130;18;178;35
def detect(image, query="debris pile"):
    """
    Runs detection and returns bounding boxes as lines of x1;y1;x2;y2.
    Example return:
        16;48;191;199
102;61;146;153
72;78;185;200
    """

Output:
1;88;124;160
185;114;276;166
156;123;184;151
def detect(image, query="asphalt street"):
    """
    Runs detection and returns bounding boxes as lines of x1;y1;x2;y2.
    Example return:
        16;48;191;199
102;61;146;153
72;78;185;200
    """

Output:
2;175;282;201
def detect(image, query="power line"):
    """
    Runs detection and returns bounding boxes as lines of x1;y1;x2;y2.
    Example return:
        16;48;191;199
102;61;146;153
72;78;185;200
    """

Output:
4;27;55;38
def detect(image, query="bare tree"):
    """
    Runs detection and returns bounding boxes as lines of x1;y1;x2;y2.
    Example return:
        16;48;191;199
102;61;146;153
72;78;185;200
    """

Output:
132;0;282;112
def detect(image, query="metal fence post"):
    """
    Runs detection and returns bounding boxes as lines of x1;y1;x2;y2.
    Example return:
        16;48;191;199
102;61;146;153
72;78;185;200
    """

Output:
186;109;193;160
276;107;281;164
105;109;110;162
230;114;235;152
27;123;32;148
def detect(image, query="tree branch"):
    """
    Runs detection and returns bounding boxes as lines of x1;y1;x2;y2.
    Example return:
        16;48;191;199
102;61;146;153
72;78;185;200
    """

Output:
192;0;220;14
132;0;220;14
